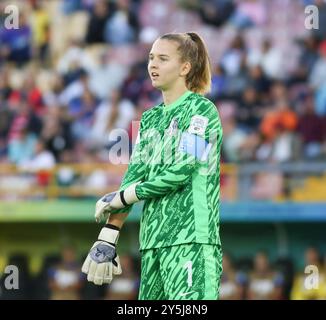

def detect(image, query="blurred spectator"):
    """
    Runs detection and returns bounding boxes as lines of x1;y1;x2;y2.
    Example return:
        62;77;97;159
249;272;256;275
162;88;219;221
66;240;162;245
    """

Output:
105;255;139;300
257;97;300;163
69;88;100;141
18;138;56;173
43;73;65;108
270;122;301;163
247;65;271;97
88;89;135;150
40;106;75;161
222;116;249;162
315;82;326;117
221;34;246;77
297;94;326;159
0;66;13;100
209;64;228;101
226;62;249;97
199;0;235;27
291;35;319;84
269;81;288;102
19;73;45;116
291;246;325;300
59;69;91;107
311;0;326;40
104;0;140;46
121;62;160;106
229;0;267;29
7;128;37;165
247;251;285;300
309;41;326;116
219;253;247;300
177;0;201;11
0;13;32;66
48;245;84;300
236;131;261;161
220;100;260;162
259;99;298;143
117;45;150;105
31;0;51;64
89;50;129;100
309;40;326;91
85;0;110;44
119;25;161;107
236;86;262;131
0;72;13;157
0;3;6;39
0;114;12;158
61;0;83;15
247;39;285;81
6;98;42;164
56;40;96;78
7;95;42;135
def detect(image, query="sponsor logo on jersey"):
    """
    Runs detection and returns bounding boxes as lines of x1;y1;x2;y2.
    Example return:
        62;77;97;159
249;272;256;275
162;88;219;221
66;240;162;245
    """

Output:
188;115;208;136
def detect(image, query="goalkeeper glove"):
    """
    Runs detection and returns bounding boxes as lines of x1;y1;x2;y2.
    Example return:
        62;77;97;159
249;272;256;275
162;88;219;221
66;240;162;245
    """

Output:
81;224;122;285
95;181;141;223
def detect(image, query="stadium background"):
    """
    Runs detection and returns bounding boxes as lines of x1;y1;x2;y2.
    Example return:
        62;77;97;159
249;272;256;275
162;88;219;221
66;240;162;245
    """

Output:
0;0;326;299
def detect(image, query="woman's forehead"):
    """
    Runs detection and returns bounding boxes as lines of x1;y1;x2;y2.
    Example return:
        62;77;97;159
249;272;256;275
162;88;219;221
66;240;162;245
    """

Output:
150;38;179;56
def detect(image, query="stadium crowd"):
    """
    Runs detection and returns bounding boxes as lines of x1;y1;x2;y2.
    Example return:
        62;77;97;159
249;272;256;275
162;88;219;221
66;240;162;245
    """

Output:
0;0;326;169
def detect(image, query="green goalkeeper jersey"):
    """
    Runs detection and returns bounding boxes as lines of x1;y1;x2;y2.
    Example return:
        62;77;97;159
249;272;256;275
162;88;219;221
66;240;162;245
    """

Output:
116;90;223;250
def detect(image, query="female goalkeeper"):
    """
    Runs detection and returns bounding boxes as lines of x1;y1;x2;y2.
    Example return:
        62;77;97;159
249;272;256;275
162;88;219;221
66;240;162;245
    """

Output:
82;32;223;300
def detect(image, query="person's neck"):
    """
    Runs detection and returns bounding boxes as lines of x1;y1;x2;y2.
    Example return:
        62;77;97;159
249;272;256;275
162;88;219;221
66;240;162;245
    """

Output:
162;85;189;106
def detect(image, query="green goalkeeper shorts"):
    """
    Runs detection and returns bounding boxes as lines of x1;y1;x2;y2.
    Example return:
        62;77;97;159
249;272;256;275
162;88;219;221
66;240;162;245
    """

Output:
138;243;223;300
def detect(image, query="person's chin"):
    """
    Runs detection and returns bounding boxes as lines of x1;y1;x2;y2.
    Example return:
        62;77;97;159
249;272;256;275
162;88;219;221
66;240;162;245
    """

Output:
151;80;162;90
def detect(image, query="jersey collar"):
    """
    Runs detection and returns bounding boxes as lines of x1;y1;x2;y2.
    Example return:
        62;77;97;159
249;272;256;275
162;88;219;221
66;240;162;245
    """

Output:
162;90;193;112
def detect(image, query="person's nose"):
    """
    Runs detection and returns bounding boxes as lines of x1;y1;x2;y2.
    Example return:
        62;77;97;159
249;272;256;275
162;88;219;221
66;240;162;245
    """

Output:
149;59;158;70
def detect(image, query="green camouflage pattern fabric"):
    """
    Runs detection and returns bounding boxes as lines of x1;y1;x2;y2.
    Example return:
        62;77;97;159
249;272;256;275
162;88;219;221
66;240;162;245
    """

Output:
116;91;223;250
138;243;223;300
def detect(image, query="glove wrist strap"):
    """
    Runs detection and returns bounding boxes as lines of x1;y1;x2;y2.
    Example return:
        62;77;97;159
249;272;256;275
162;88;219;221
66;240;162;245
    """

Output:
98;224;120;244
123;182;141;205
120;190;128;206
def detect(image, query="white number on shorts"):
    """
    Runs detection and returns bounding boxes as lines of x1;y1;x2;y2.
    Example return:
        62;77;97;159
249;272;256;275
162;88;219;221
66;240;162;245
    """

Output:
184;260;193;287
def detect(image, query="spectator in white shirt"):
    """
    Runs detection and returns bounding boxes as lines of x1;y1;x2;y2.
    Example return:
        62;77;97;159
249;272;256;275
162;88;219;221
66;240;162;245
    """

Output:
89;50;129;100
19;138;56;172
88;89;135;149
56;39;96;76
247;39;285;80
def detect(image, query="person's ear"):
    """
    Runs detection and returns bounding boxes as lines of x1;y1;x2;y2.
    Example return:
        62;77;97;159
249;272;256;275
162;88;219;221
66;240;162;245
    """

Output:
180;61;191;77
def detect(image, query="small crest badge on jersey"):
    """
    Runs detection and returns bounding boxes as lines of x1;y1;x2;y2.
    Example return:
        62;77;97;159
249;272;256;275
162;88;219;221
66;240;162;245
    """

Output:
167;118;179;136
188;115;209;136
